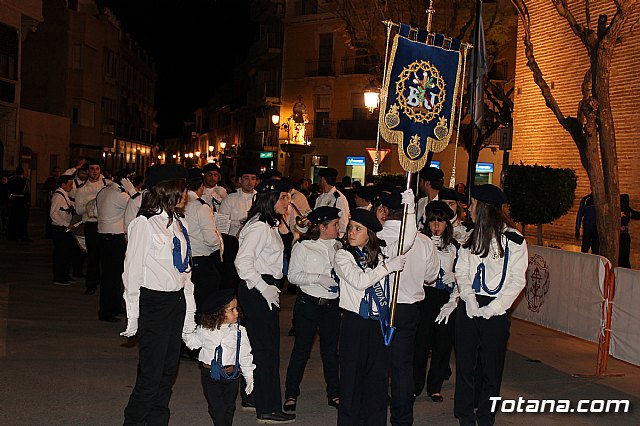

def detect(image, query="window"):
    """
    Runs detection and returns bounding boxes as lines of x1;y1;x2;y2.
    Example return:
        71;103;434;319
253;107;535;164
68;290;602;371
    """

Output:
318;33;333;75
72;45;82;70
72;100;95;127
315;111;330;138
0;23;18;80
294;0;317;16
72;107;79;124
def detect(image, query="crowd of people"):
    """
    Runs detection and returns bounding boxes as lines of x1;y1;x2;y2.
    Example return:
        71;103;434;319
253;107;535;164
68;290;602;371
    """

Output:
35;158;531;425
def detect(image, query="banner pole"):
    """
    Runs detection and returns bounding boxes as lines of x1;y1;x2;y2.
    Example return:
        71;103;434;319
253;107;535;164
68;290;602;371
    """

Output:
390;171;412;328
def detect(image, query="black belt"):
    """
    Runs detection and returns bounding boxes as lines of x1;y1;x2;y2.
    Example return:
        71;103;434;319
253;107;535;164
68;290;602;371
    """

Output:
299;291;338;306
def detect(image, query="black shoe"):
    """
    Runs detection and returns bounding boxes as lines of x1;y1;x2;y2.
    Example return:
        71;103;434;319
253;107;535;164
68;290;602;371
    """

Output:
53;280;71;286
84;288;96;295
99;315;120;323
256;412;296;424
429;393;444;403
327;397;339;409
64;276;77;283
283;398;297;412
241;400;256;412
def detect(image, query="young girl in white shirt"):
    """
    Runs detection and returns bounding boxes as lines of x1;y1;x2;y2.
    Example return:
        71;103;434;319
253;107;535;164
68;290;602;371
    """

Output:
333;189;416;426
121;164;197;425
183;289;255;426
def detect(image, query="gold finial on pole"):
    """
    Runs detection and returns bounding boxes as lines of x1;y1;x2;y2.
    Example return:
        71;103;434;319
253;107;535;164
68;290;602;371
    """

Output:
426;0;435;33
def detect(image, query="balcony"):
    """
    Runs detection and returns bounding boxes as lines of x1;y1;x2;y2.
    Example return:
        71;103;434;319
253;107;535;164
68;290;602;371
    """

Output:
304;60;335;78
303;119;377;140
341;56;374;75
247;81;281;105
489;61;509;81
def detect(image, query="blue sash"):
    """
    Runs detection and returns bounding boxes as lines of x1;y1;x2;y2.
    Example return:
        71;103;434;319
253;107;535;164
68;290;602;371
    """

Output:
210;322;242;381
353;248;395;346
172;219;192;273
435;267;454;294
472;240;509;295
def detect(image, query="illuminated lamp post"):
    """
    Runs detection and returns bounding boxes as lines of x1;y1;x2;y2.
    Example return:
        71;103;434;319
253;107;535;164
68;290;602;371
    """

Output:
364;79;381;175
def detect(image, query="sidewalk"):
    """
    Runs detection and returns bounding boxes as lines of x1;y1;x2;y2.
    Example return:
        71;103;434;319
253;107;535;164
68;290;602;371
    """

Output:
1;213;639;425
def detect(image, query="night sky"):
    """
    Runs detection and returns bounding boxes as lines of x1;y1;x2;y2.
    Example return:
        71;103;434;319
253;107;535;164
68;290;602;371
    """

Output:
98;0;255;140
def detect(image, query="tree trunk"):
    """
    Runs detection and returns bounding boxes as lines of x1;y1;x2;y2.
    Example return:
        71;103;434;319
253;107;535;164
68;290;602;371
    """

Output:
536;223;543;246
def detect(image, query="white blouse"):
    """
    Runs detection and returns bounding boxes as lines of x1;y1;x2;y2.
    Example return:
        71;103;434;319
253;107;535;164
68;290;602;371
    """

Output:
235;215;284;290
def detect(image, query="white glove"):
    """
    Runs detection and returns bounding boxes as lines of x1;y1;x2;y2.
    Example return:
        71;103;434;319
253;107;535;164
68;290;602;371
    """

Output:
245;378;254;395
401;189;416;214
435;300;457;324
442;271;456;286
120;318;138;337
183;316;197;334
256;282;280;310
121;178;137;196
318;274;337;290
479;304;500;320
385;255;406;273
464;296;480;319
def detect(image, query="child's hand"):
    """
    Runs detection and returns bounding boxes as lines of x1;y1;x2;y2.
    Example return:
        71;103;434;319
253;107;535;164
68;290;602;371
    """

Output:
245;380;254;395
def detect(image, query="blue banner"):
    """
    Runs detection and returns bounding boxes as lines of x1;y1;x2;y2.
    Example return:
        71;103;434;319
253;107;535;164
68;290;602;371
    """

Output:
379;30;463;172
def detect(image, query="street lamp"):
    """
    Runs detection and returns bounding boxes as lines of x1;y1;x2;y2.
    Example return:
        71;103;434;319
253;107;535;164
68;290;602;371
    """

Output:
208;145;214;153
195;150;201;157
364;79;382;174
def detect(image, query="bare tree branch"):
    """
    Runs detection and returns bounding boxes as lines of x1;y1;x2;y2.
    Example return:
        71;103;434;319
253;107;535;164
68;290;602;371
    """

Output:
585;0;591;29
551;0;596;48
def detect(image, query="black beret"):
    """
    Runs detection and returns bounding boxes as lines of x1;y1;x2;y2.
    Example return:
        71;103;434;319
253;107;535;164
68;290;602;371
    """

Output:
203;163;221;173
187;168;204;182
355;186;375;202
87;158;102;167
202;289;235;314
425;200;455;221
439;187;465;202
308;206;340;224
318;167;338;178
256;178;291;194
470;184;506;208
350;208;383;233
419;166;444;182
237;168;258;177
145;164;188;189
261;169;283;180
380;190;402;211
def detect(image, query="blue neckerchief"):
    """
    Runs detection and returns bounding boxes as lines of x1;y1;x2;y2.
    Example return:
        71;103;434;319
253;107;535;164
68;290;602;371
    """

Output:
472;239;509;295
354;248;395;346
435;267;454;294
172;219;192;273
328;268;340;293
210;322;242;381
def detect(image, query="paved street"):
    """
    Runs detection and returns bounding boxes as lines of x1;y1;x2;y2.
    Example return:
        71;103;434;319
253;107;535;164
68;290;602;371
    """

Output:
1;212;640;425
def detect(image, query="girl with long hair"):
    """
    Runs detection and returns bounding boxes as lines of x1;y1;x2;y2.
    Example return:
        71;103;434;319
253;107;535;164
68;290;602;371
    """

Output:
121;164;196;425
234;178;296;424
453;184;528;426
333;189;416;426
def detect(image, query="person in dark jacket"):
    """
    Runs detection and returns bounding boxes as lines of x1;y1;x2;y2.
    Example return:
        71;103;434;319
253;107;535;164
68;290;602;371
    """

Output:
6;166;31;241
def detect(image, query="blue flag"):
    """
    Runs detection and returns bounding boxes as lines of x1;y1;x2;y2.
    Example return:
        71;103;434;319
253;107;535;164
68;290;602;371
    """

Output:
379;26;464;172
469;2;488;129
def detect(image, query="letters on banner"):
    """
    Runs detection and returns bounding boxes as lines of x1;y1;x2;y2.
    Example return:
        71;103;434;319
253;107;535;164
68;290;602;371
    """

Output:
379;24;464;172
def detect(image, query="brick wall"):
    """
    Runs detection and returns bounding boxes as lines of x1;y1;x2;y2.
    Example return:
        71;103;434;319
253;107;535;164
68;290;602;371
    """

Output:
511;0;640;268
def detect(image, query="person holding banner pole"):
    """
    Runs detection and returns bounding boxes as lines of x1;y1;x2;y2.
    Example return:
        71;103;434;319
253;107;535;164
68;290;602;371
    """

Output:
333;190;416;426
453;184;527;426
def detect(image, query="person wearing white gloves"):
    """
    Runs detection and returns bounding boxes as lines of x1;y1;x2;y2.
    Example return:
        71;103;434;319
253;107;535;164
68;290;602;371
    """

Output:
120;164;197;426
283;206;342;413
183;289;255;426
95;170;137;322
454;185;528;426
334;189;417;426
413;201;459;404
234;178;296;424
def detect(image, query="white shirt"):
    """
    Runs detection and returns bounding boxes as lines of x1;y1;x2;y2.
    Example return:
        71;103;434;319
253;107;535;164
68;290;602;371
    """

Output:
235;215;284;290
426;240;457;289
288;238;340;299
334;214;417;314
218;190;256;237
203;185;228;210
96;184;129;234
184;191;221;257
50;189;74;227
122;212;196;321
183;322;255;383
417;194;438;232
456;227;528;315
74;177;110;222
452;222;472;245
124;192;143;234
377;221;440;303
315;187;350;236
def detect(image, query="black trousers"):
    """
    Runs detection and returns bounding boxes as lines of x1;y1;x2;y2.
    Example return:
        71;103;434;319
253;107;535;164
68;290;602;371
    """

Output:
84;222;100;291
581;228;600;254
52;226;74;281
72;239;86;276
284;293;340;400
6;198;29;239
390;303;420;426
98;233;126;317
200;365;239;426
413;287;455;397
124;287;186;426
619;232;632;268
237;280;282;416
338;311;390;426
192;255;221;312
454;296;510;426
